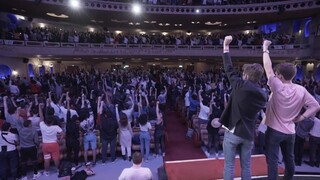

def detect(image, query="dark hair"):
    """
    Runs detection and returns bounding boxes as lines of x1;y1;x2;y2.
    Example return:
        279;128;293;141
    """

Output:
8;106;17;115
138;114;148;126
23;120;31;127
243;63;264;83
119;112;128;127
275;63;296;81
31;107;39;116
1;122;11;131
45;115;56;126
132;152;143;165
46;107;55;116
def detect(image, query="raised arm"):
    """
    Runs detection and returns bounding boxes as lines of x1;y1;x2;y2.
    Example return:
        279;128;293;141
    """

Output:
34;94;39;106
156;101;161;119
3;96;9;118
115;104;120;121
144;94;149;107
262;40;275;80
39;103;45;122
222;36;240;86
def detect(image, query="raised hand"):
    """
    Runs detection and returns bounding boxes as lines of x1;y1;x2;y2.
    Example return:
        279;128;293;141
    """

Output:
263;40;272;51
224;35;233;47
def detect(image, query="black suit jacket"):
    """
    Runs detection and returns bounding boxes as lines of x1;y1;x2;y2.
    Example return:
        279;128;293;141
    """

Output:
220;53;267;141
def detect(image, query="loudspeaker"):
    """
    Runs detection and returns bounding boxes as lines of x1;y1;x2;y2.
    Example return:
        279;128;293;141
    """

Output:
22;58;29;63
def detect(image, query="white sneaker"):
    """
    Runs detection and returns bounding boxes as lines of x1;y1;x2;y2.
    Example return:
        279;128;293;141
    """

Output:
204;151;210;157
33;172;41;179
44;171;50;177
21;176;28;180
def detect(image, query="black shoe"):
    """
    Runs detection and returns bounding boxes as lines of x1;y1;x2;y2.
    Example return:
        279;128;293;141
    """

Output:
315;162;320;168
122;155;127;161
295;161;302;166
304;160;315;167
129;156;132;161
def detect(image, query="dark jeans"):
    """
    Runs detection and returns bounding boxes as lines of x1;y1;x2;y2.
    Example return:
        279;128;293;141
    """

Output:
309;135;320;164
207;131;219;153
294;135;305;165
101;138;117;163
20;146;38;176
66;139;80;165
154;133;165;155
265;127;295;180
0;149;19;180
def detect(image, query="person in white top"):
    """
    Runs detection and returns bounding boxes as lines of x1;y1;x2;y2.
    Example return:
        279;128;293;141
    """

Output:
116;104;133;161
39;102;63;177
198;89;210;127
118;152;152;180
0;122;19;180
139;114;152;162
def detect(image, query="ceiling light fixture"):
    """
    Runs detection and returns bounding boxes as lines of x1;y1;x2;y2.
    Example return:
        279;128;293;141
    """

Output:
69;0;80;9
15;15;25;20
132;3;142;15
46;13;69;18
195;9;200;13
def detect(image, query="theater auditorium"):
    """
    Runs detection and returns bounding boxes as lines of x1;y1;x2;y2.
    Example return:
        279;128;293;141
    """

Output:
0;0;320;179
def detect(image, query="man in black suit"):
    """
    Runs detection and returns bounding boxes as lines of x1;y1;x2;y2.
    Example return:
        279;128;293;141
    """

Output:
220;36;268;180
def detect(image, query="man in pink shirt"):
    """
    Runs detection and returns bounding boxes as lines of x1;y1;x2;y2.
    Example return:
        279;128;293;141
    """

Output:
263;40;320;180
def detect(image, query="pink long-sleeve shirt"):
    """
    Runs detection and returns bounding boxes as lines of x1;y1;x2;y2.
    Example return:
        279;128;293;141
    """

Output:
265;76;319;134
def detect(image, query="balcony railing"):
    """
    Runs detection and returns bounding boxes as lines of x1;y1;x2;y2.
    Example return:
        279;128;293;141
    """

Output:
0;39;310;50
0;39;313;60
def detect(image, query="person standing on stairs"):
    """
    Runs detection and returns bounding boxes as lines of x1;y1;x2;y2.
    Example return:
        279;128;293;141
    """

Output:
220;36;268;180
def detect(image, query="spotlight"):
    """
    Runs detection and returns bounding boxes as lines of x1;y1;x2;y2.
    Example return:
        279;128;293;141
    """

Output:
69;0;80;9
132;4;142;15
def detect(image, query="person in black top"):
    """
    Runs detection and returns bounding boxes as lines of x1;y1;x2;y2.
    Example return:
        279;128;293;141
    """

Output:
101;94;119;164
66;99;80;166
154;101;165;157
220;36;267;180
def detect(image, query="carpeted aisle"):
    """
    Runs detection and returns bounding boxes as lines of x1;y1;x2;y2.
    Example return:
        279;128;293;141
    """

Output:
163;111;206;161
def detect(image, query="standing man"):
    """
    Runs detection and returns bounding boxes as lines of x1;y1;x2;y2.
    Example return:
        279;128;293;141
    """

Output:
118;152;152;180
262;40;320;179
220;36;268;180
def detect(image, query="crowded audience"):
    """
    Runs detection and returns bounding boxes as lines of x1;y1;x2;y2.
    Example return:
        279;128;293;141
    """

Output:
0;62;319;179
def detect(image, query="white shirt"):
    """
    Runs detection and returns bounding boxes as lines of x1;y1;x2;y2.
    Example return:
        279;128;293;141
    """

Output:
139;122;152;132
40;121;63;143
0;131;18;152
50;102;62;119
184;91;190;107
310;117;320;137
9;85;20;95
118;166;152;180
198;102;210;120
60;106;79;123
28;116;41;131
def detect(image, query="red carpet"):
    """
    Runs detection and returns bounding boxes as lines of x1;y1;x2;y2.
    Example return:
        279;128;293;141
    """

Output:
164;111;206;161
165;155;284;180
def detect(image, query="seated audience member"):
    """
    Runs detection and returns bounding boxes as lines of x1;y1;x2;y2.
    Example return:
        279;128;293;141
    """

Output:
118;152;152;180
0;122;19;180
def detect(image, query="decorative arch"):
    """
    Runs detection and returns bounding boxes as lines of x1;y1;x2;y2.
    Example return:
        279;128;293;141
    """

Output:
0;64;12;79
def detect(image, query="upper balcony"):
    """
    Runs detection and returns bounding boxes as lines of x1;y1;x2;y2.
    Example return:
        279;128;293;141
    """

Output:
0;39;312;62
1;0;319;31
